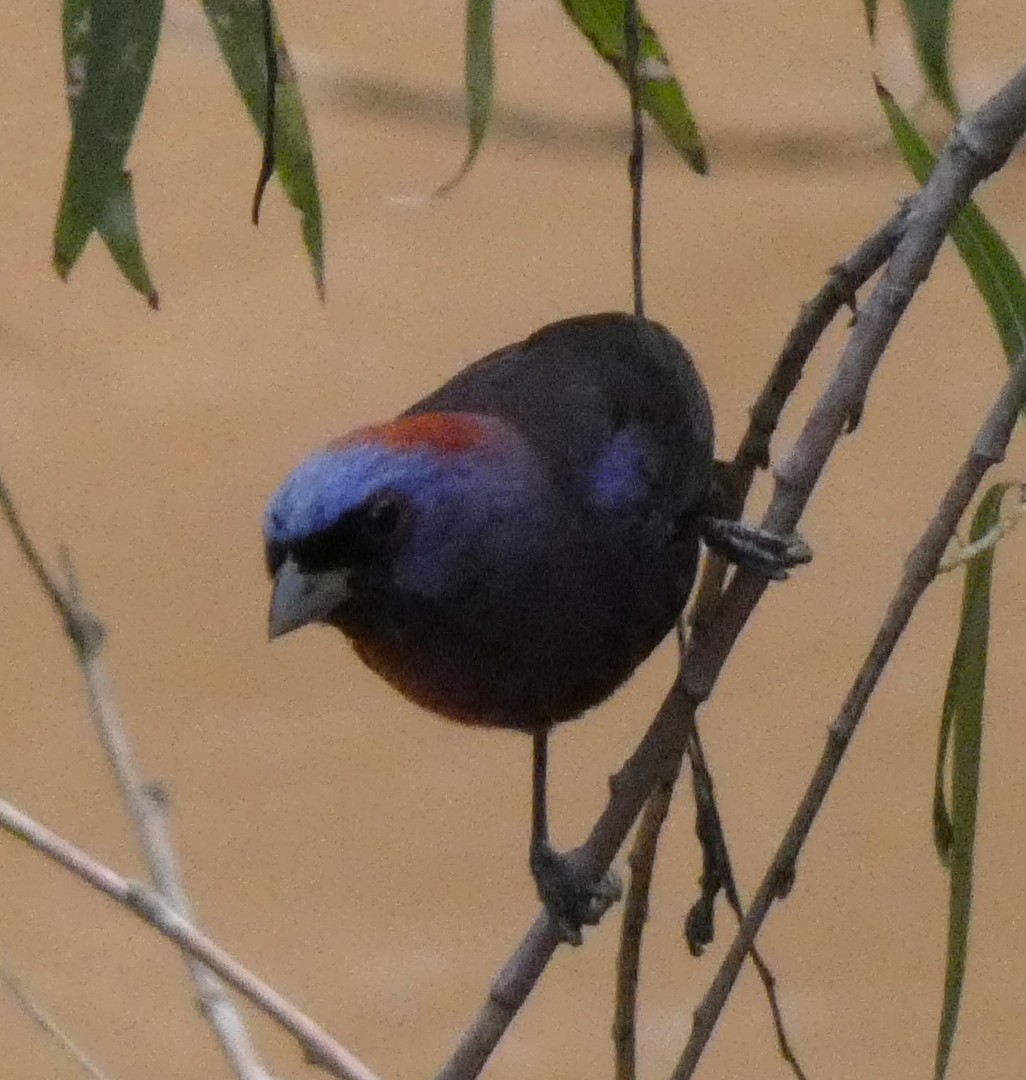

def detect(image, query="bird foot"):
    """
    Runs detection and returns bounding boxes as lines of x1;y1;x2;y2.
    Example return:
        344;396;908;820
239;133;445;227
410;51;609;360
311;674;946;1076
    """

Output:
530;843;622;946
701;517;812;581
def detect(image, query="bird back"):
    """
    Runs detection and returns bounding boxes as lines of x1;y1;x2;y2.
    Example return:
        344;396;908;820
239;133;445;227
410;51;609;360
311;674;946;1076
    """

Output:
407;313;714;522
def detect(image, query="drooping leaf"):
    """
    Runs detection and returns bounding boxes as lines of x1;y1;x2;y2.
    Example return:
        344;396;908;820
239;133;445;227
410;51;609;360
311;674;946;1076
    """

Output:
201;0;325;299
877;82;1026;390
560;0;707;174
97;170;159;308
900;0;958;114
436;0;495;194
56;0;163;304
931;483;1006;1079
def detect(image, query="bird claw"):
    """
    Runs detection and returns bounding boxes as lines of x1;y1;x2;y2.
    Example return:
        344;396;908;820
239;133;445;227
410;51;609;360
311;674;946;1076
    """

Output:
530;844;622;945
701;517;812;580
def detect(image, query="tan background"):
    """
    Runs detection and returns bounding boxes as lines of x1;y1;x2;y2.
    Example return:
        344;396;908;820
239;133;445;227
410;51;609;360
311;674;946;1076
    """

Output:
3;1;1026;1077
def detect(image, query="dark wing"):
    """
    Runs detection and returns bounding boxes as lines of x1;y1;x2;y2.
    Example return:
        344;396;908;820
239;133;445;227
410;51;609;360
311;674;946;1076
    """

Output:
408;313;714;518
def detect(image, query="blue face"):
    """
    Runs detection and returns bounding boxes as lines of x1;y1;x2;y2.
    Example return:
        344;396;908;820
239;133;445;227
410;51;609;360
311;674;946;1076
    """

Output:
264;444;446;549
264;432;561;601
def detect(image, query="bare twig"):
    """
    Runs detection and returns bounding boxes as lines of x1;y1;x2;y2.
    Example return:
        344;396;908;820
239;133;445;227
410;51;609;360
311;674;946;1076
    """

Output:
690;204;909;629
436;60;1026;1080
674;342;1026;1078
0;476;278;1080
938;481;1025;571
0;796;381;1080
684;728;807;1080
624;0;644;319
613;749;684;1080
435;679;695;1080
1;962;114;1080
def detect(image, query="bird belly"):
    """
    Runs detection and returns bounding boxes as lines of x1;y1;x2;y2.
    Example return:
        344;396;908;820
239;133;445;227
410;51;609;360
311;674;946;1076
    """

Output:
351;634;500;728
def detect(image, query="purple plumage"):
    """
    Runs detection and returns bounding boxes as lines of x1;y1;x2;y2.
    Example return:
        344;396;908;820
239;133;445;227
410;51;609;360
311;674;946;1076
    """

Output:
264;312;716;940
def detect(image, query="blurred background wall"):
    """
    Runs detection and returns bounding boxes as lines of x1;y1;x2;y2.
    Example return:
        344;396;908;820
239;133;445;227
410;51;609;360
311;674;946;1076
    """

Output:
2;1;1026;1077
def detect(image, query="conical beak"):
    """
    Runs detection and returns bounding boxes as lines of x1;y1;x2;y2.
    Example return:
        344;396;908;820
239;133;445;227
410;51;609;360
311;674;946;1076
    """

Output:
268;557;352;640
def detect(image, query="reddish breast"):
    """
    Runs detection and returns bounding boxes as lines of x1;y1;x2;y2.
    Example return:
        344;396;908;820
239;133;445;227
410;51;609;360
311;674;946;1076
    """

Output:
351;635;491;728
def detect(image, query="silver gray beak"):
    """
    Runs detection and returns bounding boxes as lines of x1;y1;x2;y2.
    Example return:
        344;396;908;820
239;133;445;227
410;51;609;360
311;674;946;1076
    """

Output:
268;557;352;640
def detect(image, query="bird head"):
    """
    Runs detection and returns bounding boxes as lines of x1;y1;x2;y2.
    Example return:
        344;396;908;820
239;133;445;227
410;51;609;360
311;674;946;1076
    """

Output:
263;412;555;641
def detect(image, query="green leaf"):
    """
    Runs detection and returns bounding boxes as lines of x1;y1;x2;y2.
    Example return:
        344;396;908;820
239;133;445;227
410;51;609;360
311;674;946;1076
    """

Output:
863;0;880;38
201;0;325;299
932;483;1006;1080
560;0;707;174
436;0;495;194
56;0;163;304
900;0;958;114
877;81;1026;389
97;170;159;308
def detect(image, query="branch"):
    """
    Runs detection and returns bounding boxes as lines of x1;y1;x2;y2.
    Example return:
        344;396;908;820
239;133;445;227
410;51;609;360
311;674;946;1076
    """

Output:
683;728;807;1080
624;0;644;318
690;202;907;629
1;961;115;1080
674;340;1026;1078
613;746;684;1080
435;58;1026;1080
436;680;694;1080
0;796;381;1080
937;481;1025;571
0;475;278;1080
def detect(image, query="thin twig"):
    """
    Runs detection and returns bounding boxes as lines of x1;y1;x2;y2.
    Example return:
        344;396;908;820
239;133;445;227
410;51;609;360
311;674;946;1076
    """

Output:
613;748;684;1080
0;796;381;1080
937;481;1025;571
674;343;1026;1078
435;59;1026;1080
624;0;644;318
435;678;696;1080
0;476;278;1080
610;5;654;1073
684;727;808;1080
690;204;909;630
1;962;115;1080
251;0;278;226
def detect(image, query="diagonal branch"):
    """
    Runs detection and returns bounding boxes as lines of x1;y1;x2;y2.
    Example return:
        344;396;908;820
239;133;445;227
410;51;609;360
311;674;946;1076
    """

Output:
673;340;1026;1079
0;475;278;1080
1;961;115;1080
0;796;381;1080
435;58;1026;1080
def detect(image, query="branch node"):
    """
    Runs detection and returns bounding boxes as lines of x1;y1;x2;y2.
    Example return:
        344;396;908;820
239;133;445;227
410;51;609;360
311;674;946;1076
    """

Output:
142;781;171;814
64;608;106;657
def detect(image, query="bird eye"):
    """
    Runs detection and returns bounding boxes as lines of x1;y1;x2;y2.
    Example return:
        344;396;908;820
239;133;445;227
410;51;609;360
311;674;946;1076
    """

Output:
363;493;403;538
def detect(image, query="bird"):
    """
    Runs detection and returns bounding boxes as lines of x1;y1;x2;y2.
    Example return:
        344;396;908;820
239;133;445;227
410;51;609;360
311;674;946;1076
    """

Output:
263;313;809;943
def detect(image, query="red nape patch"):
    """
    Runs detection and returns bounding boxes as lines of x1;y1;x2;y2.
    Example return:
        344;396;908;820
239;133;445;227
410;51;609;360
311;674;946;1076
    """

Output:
330;413;487;455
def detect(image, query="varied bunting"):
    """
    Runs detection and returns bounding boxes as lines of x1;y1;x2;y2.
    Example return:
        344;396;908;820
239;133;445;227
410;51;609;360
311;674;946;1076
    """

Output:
264;313;809;942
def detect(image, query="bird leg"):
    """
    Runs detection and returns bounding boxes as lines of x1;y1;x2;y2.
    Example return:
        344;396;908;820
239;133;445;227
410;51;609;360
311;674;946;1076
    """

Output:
700;516;812;581
529;727;622;945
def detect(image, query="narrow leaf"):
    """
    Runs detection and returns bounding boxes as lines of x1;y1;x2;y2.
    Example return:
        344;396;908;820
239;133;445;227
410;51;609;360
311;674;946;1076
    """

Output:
877;82;1026;391
97;171;159;308
932;483;1006;1080
900;0;958;114
560;0;707;174
56;0;162;303
436;0;495;194
201;0;325;299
